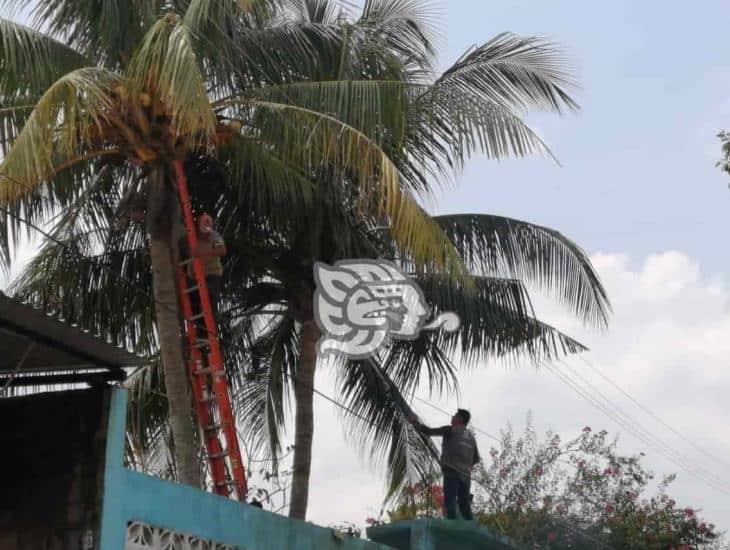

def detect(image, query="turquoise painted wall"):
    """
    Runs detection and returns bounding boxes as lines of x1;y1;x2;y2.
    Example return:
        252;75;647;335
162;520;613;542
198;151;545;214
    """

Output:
99;389;389;550
367;520;520;550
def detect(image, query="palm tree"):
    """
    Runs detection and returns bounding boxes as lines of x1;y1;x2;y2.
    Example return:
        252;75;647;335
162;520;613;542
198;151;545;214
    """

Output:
4;0;610;520
0;0;460;488
215;1;605;519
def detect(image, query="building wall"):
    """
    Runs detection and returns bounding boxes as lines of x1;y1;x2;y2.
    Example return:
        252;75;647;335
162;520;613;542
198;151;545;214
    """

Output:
101;389;391;550
0;389;110;549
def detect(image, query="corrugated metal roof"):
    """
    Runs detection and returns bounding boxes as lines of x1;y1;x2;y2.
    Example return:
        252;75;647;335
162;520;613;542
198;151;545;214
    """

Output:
0;291;145;383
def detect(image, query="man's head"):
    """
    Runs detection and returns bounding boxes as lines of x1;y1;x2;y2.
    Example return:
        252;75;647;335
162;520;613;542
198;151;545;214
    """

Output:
451;409;471;427
197;213;214;236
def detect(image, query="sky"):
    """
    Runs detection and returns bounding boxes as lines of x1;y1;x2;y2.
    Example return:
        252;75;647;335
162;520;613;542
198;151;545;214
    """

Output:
3;0;730;539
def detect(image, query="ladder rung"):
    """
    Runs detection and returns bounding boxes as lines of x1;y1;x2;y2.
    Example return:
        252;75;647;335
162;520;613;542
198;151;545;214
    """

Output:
184;286;199;294
193;339;210;348
208;450;230;460
179;258;193;266
194;367;225;377
215;478;235;487
203;423;221;432
199;395;217;404
190;313;205;321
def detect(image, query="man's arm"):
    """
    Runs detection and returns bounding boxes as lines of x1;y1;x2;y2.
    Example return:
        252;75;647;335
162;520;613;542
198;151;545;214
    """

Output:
408;416;450;437
472;437;481;466
193;232;227;258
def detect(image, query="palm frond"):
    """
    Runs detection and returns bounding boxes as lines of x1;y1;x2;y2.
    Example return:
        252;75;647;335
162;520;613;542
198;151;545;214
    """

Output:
124;358;174;476
0;18;89;97
434;214;610;327
406;85;556;182
290;0;343;25
127;14;216;146
225;98;467;279
0;100;34;156
413;274;587;365
219;135;317;230
436;32;579;114
337;357;440;501
0;67;120;201
242;80;410;148
9;165;156;355
22;0;158;67
233;315;298;469
355;0;439;74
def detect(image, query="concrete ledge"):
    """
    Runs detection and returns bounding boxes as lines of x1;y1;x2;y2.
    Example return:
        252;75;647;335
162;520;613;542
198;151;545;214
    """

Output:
367;519;518;550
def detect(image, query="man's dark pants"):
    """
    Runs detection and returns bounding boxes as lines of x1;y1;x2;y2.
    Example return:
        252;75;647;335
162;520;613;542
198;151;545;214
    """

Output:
443;471;473;520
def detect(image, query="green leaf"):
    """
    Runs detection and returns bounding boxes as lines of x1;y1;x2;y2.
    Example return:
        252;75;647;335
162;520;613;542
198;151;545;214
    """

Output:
0;18;89;96
435;214;610;327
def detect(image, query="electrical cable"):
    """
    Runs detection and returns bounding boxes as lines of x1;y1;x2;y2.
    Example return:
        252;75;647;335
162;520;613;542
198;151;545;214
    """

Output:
542;359;730;497
554;357;730;493
575;354;730;471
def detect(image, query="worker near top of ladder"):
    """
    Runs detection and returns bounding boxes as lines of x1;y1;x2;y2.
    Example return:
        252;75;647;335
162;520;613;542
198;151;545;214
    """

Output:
182;212;227;323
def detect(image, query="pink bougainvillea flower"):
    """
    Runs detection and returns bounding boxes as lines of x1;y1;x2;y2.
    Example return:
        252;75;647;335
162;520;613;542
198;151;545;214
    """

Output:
582;426;592;432
684;508;695;518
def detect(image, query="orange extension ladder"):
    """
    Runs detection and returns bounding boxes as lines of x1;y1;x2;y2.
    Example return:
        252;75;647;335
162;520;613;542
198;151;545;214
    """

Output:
172;159;247;500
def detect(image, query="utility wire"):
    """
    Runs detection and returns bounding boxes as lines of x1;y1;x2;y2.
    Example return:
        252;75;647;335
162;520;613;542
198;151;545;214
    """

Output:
575;354;730;471
555;357;730;492
556;358;714;480
543;359;730;497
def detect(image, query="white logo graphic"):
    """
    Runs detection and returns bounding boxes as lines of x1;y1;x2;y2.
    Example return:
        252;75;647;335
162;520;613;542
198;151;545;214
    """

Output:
313;260;460;359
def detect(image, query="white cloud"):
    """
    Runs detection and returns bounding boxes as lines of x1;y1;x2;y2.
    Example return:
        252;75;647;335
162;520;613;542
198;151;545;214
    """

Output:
304;250;730;534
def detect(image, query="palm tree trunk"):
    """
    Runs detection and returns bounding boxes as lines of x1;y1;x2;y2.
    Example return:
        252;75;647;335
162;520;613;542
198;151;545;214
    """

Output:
289;318;320;519
147;166;199;487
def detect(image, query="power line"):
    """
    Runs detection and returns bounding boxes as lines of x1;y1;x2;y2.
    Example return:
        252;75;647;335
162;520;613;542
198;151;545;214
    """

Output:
556;357;730;492
575;354;730;471
542;359;730;497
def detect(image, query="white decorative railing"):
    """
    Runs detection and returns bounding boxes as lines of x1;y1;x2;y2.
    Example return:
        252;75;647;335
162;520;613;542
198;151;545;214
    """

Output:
125;521;238;550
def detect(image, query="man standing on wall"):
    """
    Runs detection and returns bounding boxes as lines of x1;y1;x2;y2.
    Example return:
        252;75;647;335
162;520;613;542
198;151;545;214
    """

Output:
409;409;480;520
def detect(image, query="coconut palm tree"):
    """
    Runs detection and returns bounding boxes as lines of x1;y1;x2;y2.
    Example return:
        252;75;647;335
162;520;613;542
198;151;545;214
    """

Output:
4;0;610;520
0;0;463;488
